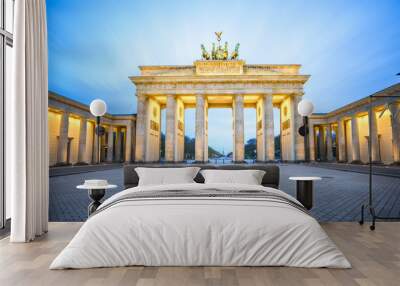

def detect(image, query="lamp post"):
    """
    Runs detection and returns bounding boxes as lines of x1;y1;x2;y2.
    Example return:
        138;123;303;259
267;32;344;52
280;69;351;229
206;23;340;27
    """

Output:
90;99;107;164
297;99;314;162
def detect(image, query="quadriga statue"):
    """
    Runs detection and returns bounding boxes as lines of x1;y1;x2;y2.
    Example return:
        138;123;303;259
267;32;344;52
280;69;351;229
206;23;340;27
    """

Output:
230;43;240;60
200;33;240;61
201;44;210;60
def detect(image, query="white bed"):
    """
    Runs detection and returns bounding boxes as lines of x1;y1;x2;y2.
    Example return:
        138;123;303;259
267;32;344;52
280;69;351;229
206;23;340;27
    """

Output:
50;183;351;269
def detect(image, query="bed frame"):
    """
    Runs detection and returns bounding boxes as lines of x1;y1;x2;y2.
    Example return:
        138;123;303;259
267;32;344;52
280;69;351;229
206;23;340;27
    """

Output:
123;164;280;189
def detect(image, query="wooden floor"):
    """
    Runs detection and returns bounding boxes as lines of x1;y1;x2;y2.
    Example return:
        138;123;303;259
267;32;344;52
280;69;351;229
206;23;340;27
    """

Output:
0;222;399;286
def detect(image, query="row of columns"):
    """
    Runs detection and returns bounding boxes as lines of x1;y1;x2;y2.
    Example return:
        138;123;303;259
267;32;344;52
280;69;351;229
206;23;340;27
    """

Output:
135;93;306;162
106;126;124;163
313;103;400;164
55;111;134;165
314;125;334;161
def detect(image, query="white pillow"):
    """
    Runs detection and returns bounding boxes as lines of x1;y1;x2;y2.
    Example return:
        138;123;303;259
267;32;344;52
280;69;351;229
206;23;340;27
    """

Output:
200;169;266;185
135;167;200;186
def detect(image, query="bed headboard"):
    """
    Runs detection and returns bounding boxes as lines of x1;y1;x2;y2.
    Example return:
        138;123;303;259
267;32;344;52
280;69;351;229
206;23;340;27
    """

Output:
123;164;280;189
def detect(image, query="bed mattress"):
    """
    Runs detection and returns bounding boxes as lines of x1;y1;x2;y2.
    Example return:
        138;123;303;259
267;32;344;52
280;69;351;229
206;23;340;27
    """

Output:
50;183;350;269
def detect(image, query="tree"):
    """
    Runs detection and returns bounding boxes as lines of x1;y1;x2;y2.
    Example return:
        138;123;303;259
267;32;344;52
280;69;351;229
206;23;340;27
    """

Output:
244;138;256;159
160;133;222;160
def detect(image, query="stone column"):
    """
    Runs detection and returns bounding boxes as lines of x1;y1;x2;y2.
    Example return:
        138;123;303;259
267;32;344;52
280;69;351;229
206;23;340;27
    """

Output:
204;102;209;162
317;126;325;161
389;103;400;163
107;125;114;162
263;93;275;161
293;95;304;161
309;122;316;161
233;94;245;162
125;123;133;163
135;93;148;162
77;117;88;163
115;127;122;162
337;119;346;162
57;111;69;164
195;94;206;162
175;98;185;162
165;94;177;162
351;115;361;163
326;124;334;161
369;109;380;163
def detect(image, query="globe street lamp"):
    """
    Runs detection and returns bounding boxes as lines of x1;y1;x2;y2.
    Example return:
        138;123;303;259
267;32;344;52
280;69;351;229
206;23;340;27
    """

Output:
90;99;107;164
297;99;314;162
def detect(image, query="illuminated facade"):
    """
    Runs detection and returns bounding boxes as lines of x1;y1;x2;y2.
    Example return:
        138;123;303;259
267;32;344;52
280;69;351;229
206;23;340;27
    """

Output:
309;83;400;164
130;60;310;162
48;92;136;166
48;79;400;166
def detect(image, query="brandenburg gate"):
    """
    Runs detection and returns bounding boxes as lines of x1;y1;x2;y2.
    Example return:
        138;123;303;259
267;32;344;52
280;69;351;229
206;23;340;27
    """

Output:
130;35;310;162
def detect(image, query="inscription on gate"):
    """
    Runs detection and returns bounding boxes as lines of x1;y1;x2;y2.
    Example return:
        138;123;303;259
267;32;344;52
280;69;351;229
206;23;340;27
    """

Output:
195;60;245;75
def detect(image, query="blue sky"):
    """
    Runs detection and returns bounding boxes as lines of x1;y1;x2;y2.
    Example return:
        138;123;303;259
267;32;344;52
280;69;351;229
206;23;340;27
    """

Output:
47;0;400;153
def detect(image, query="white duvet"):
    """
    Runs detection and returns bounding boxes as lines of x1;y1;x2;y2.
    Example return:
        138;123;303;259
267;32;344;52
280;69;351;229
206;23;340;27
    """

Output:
50;183;351;269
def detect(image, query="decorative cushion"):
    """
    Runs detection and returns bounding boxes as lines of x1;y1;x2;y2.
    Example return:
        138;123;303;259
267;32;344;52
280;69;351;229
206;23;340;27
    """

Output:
200;169;266;185
135;167;201;186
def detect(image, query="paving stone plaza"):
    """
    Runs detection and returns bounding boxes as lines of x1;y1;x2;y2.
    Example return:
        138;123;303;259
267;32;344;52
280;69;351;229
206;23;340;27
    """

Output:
49;164;400;222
